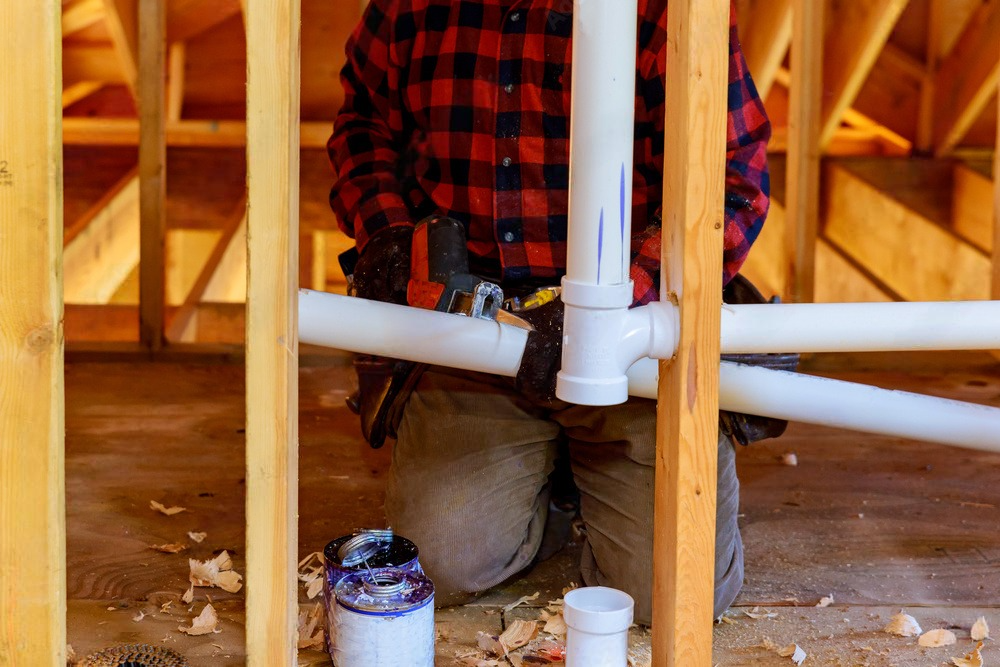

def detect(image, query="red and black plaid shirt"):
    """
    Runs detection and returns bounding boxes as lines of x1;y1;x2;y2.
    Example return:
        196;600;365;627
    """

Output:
329;0;770;305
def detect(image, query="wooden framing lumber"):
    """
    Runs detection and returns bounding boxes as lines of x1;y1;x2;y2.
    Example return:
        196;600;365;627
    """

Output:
63;170;141;304
0;1;66;663
202;213;248;302
62;45;125;87
62;0;105;36
167;41;186;121
824;164;990;301
994;92;1000;300
166;198;246;342
100;0;139;96
653;1;727;664
917;0;942;152
244;0;300;663
819;0;909;147
739;0;792;100
62;117;331;147
785;0;823;303
952;162;994;253
933;0;1000;155
138;0;166;350
62;80;106;108
814;238;896;303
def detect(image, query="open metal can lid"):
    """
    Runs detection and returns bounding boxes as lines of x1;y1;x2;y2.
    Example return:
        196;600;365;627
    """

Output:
337;528;394;567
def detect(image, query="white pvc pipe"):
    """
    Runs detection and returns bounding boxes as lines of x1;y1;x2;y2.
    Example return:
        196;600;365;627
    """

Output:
556;0;642;406
299;291;1000;450
564;587;634;667
298;289;528;377
565;0;637;286
626;359;1000;452
721;301;1000;352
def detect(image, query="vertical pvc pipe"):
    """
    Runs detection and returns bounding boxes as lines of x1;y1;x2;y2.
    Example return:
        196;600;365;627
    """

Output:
557;0;640;406
565;0;638;285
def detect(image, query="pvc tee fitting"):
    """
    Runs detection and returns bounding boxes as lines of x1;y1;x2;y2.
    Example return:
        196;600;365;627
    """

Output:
563;586;634;666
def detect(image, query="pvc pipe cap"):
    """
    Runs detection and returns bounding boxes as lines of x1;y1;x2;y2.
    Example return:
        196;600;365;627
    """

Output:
563;586;634;635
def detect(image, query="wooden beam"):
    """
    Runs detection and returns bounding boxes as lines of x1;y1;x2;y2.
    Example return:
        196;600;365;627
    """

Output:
0;1;66;664
62;0;105;36
100;0;139;96
138;0;166;350
879;42;926;82
993;90;1000;300
739;0;792;100
819;0;910;147
167;41;186;122
166;199;246;342
825;164;990;301
653;1;727;665
933;0;1000;155
785;0;823;303
62;80;105;108
63;171;141;304
916;0;942;152
62;44;125;86
953;162;994;253
245;0;300;663
62;117;331;147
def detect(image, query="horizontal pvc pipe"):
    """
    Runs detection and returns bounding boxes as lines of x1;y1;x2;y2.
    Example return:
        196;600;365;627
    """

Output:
721;301;1000;352
626;359;1000;452
298;289;528;377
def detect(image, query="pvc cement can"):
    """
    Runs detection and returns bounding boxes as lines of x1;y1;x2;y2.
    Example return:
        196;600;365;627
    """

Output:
323;530;422;657
330;568;435;667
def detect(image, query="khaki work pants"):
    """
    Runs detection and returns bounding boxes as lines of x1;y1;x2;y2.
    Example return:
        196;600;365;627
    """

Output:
384;368;743;625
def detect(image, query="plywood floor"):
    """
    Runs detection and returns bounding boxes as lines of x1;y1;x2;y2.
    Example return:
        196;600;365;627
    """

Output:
64;358;1000;666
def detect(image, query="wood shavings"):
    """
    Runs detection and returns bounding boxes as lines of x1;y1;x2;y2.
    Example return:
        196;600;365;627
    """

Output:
149;543;188;554
296;603;325;650
782;452;798;466
150;500;186;516
67;644;77;663
778;643;807;665
178;603;221;636
476;631;505;656
132;610;146;622
744;607;778;619
952;642;984;667
919;628;957;647
502;591;540;613
627;643;652;667
561;583;578;596
815;595;834;608
457;658;500;667
297;551;325;600
160;600;173;614
181;583;194;604
972;616;991;641
718;615;737;625
883;611;922;637
499;619;539;653
189;550;243;593
541;610;567;637
187;531;207;543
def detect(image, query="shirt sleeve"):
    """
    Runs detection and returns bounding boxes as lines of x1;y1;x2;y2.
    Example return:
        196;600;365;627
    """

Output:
630;2;771;307
328;0;415;251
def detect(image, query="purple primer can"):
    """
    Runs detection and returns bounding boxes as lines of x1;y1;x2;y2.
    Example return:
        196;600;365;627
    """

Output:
330;569;435;666
322;530;422;656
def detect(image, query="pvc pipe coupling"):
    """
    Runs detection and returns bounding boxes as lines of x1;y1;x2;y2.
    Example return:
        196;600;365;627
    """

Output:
556;278;678;406
564;586;635;667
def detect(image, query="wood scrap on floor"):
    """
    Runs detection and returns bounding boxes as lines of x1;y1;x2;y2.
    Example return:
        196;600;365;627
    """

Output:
883;611;922;636
951;642;984;667
150;500;187;516
918;628;957;647
296;603;324;650
297;551;325;600
972;616;991;641
188;551;242;593
178;603;221;636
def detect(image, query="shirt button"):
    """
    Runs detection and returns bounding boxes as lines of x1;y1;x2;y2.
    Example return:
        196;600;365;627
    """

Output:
501;157;512;167
504;83;514;94
510;11;521;21
503;232;514;242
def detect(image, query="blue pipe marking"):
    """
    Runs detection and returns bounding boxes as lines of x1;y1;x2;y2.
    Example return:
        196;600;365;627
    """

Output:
597;208;604;284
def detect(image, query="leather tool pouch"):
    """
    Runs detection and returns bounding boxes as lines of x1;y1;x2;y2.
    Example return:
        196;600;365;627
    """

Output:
718;274;799;445
347;355;426;449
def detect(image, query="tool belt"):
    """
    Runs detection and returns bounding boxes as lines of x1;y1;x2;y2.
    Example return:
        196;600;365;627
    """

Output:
343;256;795;447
